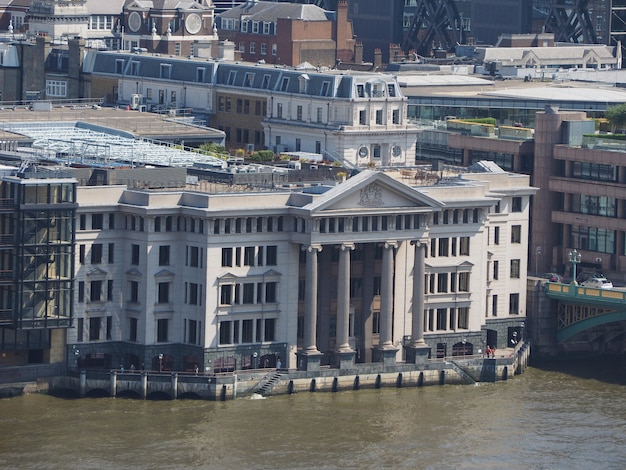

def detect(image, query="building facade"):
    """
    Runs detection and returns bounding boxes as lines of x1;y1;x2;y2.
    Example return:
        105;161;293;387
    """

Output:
66;168;533;373
85;51;416;166
0;168;77;366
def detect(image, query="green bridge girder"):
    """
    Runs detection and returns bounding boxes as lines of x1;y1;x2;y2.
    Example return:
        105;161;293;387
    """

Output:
544;283;626;342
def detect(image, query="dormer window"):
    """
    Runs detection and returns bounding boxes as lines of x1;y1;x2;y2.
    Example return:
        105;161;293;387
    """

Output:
356;84;365;97
252;21;259;33
228;70;237;85
387;83;396;97
298;74;309;93
160;63;172;79
242;21;248;33
263;22;271;34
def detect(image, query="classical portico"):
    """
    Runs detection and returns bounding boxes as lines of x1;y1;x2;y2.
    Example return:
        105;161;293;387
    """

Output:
294;171;444;371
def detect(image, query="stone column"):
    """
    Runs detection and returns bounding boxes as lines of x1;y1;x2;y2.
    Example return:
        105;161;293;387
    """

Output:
335;243;356;369
379;241;397;350
297;245;324;371
406;240;430;364
411;240;427;346
336;243;354;352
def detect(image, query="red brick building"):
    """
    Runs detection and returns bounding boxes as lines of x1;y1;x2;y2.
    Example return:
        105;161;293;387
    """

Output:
217;0;355;67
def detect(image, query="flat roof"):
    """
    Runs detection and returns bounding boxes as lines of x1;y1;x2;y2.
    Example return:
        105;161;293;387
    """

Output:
0;107;227;169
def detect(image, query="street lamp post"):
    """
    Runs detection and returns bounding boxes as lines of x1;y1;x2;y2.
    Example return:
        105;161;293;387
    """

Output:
568;249;582;284
158;353;163;372
520;322;525;342
462;338;467;357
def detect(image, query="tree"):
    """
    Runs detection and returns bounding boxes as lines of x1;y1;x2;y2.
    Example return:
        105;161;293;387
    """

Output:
604;104;626;133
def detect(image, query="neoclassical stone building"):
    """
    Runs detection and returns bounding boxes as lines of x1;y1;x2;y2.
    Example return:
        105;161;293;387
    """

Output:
68;167;534;372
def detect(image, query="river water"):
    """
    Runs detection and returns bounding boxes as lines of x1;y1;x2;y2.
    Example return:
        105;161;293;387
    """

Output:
1;358;625;470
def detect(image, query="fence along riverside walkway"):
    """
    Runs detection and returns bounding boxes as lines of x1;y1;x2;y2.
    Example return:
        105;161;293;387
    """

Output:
45;345;529;400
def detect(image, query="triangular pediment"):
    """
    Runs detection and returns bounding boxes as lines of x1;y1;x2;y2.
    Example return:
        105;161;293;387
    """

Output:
87;266;108;276
154;268;175;278
305;170;444;215
126;268;143;277
217;271;240;280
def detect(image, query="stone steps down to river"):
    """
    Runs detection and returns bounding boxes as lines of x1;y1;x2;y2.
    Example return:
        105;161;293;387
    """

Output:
252;371;283;396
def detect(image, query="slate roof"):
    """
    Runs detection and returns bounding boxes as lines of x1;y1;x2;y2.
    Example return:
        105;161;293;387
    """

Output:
219;1;330;22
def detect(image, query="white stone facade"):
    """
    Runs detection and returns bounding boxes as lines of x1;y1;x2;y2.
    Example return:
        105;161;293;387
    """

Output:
69;168;535;371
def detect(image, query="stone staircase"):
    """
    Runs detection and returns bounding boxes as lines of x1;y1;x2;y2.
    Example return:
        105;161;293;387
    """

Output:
252;371;283;396
448;361;477;384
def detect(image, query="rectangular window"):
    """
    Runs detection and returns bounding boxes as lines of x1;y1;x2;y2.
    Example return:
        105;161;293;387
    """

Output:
372;312;380;334
130;281;139;303
509;293;520;315
129;317;138;342
78;281;85;303
438;238;449;257
107;280;113;302
511;225;521;243
459;237;470;256
131;244;140;265
157;319;168;342
457;307;469;329
242;319;253;343
89;317;101;341
436;308;447;330
108;243;115;264
492;294;498;317
91;214;103;229
244;246;255;266
458;272;470;292
220;285;232;305
158;282;169;304
264;318;275;341
510;259;521;278
512;197;522;212
493;260;499;280
375;109;383;124
494;226;500;245
219;321;231;345
90;280;102;302
188;319;197;344
437;273;448;293
46;80;67;97
242;283;254;304
297;105;303;121
91;244;102;264
265;282;277;303
106;316;112;340
159;245;170;266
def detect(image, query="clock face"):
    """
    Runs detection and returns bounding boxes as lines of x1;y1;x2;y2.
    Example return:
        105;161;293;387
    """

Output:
392;145;401;157
128;11;141;33
185;13;202;34
358;146;368;158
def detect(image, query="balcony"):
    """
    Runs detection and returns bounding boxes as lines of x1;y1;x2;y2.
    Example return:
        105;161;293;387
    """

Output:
581;135;626;152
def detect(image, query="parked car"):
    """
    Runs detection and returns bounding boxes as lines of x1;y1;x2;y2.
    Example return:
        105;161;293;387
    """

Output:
580;275;613;289
577;271;605;284
543;273;563;283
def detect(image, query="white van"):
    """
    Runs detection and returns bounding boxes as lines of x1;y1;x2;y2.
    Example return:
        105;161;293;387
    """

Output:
581;276;613;289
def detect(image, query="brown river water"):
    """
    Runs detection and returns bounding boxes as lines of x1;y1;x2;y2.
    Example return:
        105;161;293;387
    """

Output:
0;357;625;470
